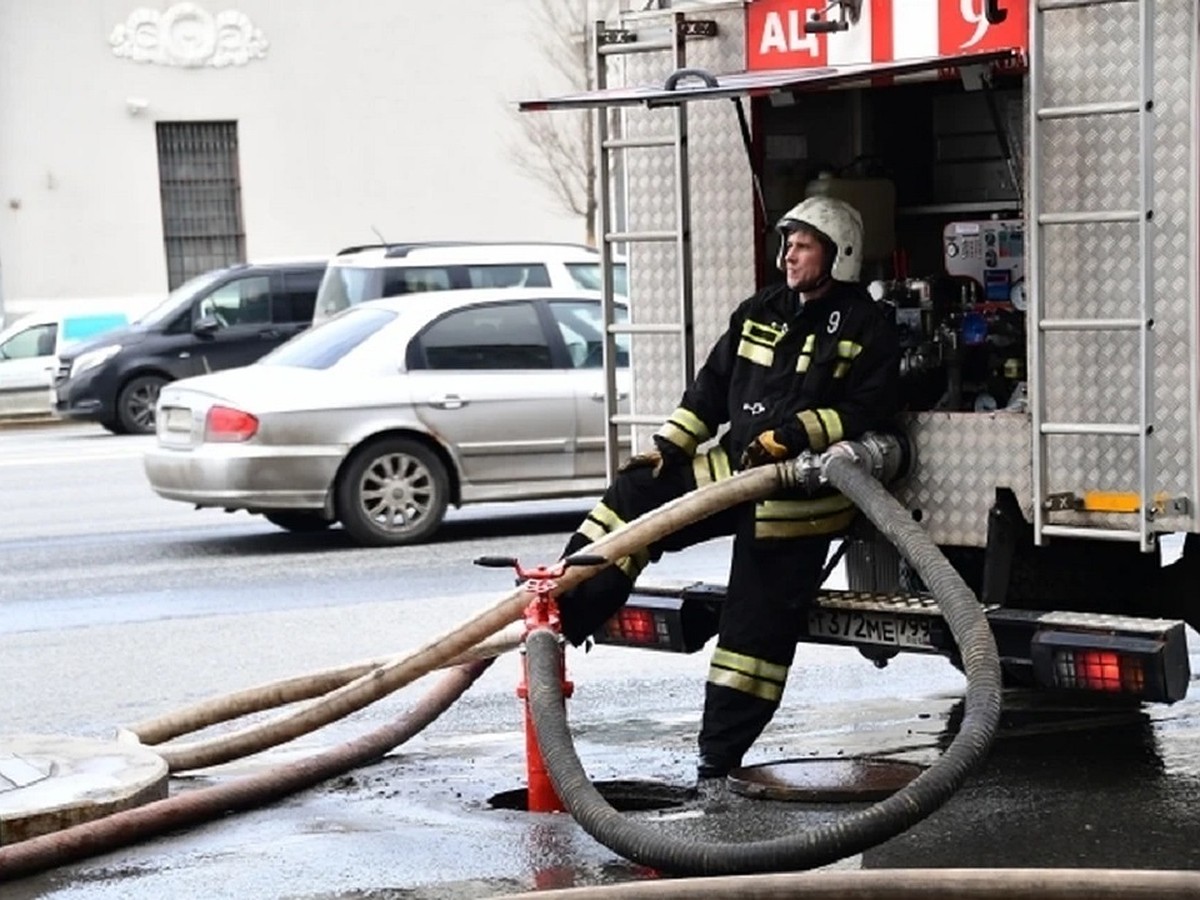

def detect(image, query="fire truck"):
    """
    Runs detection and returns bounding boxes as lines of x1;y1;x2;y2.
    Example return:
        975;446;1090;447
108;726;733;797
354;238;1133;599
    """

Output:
521;0;1197;704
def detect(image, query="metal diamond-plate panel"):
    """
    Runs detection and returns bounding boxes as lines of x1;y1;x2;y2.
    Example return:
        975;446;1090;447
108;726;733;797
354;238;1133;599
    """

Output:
1041;4;1140;109
1039;222;1138;321
1037;0;1196;534
893;412;1033;548
1040;119;1140;217
1042;330;1140;428
617;3;754;451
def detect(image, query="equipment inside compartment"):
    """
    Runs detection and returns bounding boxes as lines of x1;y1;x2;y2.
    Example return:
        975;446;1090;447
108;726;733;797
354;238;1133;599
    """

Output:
758;75;1027;415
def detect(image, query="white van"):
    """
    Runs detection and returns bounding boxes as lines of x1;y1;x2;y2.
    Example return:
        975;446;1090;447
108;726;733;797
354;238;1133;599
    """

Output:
0;309;132;416
312;241;627;325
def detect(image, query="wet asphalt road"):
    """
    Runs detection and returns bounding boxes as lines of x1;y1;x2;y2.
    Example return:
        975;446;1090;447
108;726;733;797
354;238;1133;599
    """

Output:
2;423;1200;898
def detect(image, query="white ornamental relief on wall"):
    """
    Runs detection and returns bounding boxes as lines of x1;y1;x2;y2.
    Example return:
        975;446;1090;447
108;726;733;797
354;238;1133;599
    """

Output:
110;4;269;67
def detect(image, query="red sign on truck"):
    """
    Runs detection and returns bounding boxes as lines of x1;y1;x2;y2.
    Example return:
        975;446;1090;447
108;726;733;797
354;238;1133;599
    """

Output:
746;0;1028;71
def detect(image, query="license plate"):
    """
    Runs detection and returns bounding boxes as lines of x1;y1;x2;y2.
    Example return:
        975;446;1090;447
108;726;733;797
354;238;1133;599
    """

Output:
807;608;934;649
163;406;192;433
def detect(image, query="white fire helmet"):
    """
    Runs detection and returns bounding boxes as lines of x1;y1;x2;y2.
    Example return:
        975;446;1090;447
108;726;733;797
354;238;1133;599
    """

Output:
775;196;864;283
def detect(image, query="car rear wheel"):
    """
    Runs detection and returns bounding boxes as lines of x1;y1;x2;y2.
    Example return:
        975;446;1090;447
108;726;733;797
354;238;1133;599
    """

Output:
263;512;334;533
336;438;449;546
117;374;167;435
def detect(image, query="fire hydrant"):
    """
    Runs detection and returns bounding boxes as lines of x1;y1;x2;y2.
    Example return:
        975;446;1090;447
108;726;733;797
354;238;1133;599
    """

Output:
475;553;604;813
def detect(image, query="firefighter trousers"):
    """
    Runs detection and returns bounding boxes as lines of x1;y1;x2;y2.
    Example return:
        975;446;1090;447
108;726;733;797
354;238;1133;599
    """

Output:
556;449;832;779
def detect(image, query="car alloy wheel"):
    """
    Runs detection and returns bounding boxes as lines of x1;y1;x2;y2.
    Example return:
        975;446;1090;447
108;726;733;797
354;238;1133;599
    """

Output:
336;437;449;546
117;374;168;435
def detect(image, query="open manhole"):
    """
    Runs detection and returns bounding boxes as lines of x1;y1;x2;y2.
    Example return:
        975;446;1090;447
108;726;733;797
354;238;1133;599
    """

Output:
489;779;691;812
728;757;925;803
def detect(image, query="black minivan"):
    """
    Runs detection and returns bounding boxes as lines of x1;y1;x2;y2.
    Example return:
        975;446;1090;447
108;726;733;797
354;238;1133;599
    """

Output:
54;259;327;434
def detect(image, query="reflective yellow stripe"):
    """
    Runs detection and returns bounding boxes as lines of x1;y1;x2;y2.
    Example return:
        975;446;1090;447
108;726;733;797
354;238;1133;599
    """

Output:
831;340;862;378
588;503;625;532
670;407;709;441
578;502;645;580
616;547;650;580
578;518;607;543
836;340;863;359
708;446;732;481
737;339;775;367
1081;491;1141;513
757;494;855;520
755;506;857;538
795;334;815;373
657;422;698;455
656;407;709;456
693;445;733;487
711;647;788;682
797;409;827;450
742;319;787;345
707;667;783;702
816;408;843;444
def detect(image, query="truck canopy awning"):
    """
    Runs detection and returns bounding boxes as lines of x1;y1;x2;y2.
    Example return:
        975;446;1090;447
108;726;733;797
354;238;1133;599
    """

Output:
519;48;1021;112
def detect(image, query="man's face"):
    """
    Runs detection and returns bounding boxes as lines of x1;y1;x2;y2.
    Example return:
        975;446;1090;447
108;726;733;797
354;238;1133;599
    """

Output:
782;228;828;291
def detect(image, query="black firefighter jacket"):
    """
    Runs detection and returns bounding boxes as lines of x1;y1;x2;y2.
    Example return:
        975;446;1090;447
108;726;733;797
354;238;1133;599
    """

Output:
654;280;901;537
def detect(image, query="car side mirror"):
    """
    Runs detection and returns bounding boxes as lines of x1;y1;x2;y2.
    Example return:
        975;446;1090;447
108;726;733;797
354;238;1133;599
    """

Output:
194;314;221;335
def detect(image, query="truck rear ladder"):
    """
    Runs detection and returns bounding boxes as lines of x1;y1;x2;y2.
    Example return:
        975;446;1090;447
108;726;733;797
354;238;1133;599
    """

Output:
1028;0;1157;550
593;12;715;478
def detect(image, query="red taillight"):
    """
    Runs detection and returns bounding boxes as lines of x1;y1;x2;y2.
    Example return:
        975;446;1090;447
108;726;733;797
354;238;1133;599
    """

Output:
205;405;259;442
593;589;721;653
1054;649;1145;694
604;608;667;647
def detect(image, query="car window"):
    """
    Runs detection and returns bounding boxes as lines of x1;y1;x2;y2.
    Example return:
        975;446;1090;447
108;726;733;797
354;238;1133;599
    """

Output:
136;268;226;326
566;261;628;296
416;301;551;370
465;264;551;289
315;266;381;320
0;323;55;360
274;268;323;323
548;300;629;369
198;276;271;327
260;307;398;370
381;267;454;296
61;314;128;344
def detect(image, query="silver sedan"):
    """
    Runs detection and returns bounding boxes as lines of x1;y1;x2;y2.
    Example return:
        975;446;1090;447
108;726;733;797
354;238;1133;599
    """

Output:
143;288;630;545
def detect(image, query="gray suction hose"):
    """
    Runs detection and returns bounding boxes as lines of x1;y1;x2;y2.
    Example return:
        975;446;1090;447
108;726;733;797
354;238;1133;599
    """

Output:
526;434;1004;876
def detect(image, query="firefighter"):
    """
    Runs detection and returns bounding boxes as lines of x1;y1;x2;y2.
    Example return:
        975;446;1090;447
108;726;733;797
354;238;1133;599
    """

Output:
556;195;901;785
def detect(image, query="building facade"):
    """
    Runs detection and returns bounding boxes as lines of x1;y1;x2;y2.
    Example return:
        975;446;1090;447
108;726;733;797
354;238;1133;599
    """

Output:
0;0;582;322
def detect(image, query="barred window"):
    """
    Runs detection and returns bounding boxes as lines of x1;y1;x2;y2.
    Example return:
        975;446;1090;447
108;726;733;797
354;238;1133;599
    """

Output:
156;121;246;289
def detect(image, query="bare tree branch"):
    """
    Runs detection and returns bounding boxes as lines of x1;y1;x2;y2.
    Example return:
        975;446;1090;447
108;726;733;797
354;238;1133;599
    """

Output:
511;0;599;244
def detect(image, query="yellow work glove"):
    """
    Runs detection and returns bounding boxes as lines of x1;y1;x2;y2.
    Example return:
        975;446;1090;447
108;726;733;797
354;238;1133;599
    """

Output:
619;436;689;478
740;430;798;469
619;448;665;477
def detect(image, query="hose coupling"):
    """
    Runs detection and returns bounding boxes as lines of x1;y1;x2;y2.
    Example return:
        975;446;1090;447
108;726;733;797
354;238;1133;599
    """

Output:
783;448;826;493
786;430;912;493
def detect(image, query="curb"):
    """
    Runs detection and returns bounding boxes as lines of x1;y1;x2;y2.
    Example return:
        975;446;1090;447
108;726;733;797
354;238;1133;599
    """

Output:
0;414;64;429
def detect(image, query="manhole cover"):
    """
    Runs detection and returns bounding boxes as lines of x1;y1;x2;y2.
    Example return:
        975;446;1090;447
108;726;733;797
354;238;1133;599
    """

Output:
728;757;924;802
489;779;690;812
